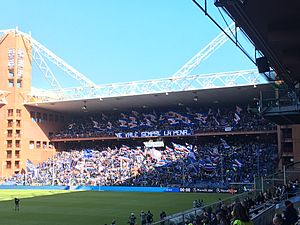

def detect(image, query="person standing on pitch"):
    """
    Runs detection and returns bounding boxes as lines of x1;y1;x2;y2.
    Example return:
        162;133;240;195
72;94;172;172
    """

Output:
140;211;146;225
14;198;20;211
146;210;154;225
128;212;136;225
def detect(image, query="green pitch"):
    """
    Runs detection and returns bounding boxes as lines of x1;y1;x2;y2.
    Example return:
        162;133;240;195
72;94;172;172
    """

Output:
0;190;230;225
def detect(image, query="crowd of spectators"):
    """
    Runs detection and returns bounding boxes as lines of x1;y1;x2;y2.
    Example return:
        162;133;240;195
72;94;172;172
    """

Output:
50;105;276;139
103;180;299;224
130;137;277;187
4;137;277;188
184;198;257;225
178;180;300;225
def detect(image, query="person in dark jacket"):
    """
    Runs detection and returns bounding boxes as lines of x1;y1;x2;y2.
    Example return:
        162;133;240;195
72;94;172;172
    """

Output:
14;198;20;211
146;210;153;225
232;203;253;225
128;213;136;225
283;201;298;225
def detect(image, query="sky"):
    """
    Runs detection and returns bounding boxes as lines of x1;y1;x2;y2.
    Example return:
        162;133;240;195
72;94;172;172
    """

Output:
0;0;257;89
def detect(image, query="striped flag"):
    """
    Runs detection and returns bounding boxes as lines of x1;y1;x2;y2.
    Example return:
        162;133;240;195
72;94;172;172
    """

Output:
26;159;35;172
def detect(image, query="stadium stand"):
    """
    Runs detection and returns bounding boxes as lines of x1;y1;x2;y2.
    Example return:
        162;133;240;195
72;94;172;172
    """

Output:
1;0;300;223
5;135;277;188
50;105;276;139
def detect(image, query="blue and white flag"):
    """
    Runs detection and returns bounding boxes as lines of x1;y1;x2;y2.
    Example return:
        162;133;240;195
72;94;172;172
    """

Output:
233;105;243;125
194;113;207;124
107;121;112;130
128;122;138;129
220;138;230;149
68;123;75;130
236;105;243;114
168;118;179;126
120;113;128;119
129;116;137;122
234;159;242;167
202;164;216;172
26;159;35;172
144;113;157;122
158;115;165;124
119;119;128;128
213;116;220;126
91;117;103;130
234;112;241;125
131;110;139;117
83;149;93;158
172;143;189;153
165;146;174;152
155;160;169;167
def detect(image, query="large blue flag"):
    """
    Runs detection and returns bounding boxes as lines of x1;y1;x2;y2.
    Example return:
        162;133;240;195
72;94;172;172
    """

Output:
83;149;93;158
26;159;35;172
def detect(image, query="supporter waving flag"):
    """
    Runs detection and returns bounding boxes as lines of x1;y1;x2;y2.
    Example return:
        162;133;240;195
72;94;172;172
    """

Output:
233;105;243;125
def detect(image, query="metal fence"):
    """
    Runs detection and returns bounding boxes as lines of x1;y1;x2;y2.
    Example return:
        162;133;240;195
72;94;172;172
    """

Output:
257;161;300;193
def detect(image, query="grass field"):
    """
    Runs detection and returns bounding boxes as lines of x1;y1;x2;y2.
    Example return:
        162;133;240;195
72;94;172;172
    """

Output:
0;190;230;225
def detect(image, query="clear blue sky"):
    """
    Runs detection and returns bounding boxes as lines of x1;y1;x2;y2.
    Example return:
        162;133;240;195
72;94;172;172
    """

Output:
1;0;256;88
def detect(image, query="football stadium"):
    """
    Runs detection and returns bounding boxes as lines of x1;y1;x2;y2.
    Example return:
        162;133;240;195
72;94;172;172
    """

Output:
0;1;300;225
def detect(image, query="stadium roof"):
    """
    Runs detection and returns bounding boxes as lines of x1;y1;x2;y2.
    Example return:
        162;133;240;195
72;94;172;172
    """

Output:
217;0;300;86
26;84;272;114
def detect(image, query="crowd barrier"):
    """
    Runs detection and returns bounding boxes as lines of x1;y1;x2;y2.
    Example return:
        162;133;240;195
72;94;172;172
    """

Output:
252;204;276;225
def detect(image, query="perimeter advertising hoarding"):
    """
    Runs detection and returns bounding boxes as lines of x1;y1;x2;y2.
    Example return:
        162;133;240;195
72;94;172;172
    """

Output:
179;187;238;193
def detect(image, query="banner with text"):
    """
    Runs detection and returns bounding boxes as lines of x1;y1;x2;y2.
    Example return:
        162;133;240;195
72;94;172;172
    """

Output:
179;187;238;193
115;129;193;139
